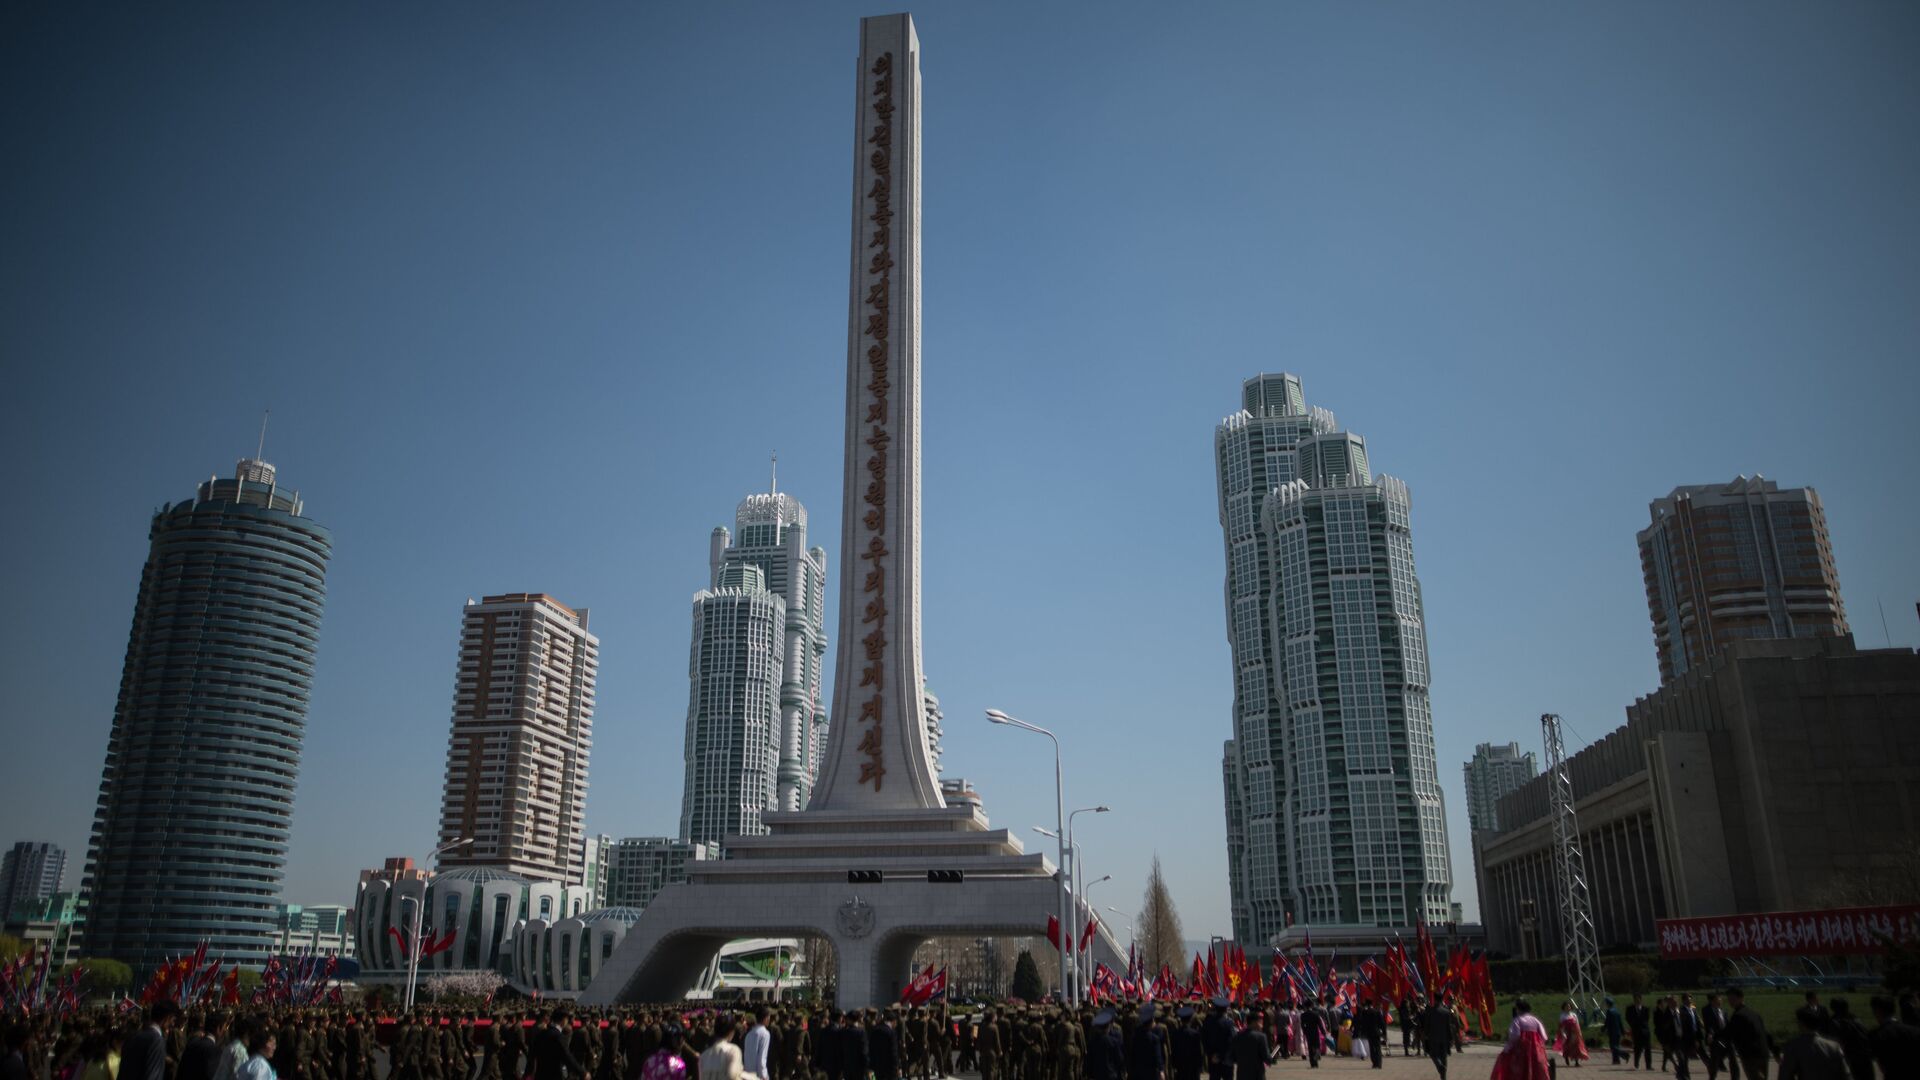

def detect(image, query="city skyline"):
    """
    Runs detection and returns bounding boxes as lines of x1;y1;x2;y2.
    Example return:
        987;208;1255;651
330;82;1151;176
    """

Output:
4;3;1917;939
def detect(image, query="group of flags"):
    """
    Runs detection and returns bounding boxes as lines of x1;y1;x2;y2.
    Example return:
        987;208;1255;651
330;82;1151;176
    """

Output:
1044;915;1101;956
1079;922;1496;1036
898;964;948;1006
258;951;344;1007
123;941;342;1015
134;941;242;1010
0;944;86;1019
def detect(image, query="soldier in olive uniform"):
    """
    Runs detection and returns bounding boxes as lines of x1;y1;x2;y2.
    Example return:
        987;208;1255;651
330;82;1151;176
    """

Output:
976;1012;1001;1080
1052;1012;1085;1080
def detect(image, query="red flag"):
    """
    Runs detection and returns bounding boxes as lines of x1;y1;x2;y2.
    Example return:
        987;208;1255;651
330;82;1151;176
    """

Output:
1081;918;1098;951
1415;922;1440;999
1045;915;1061;950
1190;953;1205;997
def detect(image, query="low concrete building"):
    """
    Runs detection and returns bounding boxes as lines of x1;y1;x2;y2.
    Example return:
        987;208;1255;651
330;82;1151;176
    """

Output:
606;838;718;912
3;891;78;964
1478;636;1920;956
275;904;354;959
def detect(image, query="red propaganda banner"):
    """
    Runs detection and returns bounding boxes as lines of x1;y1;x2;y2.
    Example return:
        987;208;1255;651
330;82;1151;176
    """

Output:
1657;905;1920;959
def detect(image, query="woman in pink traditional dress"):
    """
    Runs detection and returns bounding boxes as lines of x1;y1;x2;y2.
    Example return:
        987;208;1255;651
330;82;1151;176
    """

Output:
1554;1000;1591;1067
642;1026;689;1080
1491;1000;1552;1080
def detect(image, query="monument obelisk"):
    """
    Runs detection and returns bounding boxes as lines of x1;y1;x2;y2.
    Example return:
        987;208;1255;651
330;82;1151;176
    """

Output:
580;15;1124;1010
810;12;944;812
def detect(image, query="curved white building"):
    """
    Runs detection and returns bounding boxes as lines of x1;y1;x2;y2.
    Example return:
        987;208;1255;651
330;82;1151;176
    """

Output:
352;866;593;984
502;906;645;997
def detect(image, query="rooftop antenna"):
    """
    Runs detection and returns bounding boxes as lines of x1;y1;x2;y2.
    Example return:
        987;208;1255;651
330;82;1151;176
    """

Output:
770;451;778;495
255;410;270;461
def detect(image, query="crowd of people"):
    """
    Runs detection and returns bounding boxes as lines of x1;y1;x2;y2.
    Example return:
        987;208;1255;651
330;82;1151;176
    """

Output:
0;995;1467;1080
3;989;1917;1080
1573;989;1920;1080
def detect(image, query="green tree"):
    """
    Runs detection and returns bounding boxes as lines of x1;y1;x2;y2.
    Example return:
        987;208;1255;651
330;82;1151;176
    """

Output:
0;935;26;964
83;958;134;997
1010;949;1046;1002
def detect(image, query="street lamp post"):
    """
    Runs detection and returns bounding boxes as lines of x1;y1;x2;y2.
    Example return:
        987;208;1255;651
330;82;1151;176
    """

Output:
1067;805;1109;1002
987;708;1068;1003
1081;873;1111;994
1033;826;1082;1002
403;837;473;1010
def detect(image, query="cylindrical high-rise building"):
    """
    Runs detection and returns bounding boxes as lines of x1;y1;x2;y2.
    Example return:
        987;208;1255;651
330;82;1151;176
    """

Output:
82;458;331;971
680;562;786;847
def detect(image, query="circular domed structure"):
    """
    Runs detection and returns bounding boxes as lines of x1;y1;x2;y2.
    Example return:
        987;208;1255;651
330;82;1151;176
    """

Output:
353;865;592;985
502;904;651;998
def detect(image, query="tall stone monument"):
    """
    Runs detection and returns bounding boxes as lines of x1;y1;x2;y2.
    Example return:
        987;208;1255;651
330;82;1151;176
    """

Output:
582;13;1123;1009
811;12;943;814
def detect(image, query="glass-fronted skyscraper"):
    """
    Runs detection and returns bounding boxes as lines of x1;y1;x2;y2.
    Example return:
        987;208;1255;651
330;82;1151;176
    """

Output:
681;561;785;847
1219;376;1452;939
1216;374;1335;945
714;487;829;810
679;486;829;849
82;458;330;971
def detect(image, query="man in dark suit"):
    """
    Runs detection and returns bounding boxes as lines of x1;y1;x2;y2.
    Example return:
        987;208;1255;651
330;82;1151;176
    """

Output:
1170;1008;1205;1080
533;1012;586;1080
839;1011;870;1080
1701;994;1730;1080
1229;1012;1277;1080
1627;995;1655;1072
1127;1005;1165;1080
816;1012;843;1080
179;1011;224;1080
871;1012;901;1080
1086;1012;1124;1080
1417;1000;1456;1080
1356;1001;1386;1070
1200;1002;1234;1080
1301;1000;1330;1070
1727;989;1778;1080
123;1002;183;1080
1866;996;1920;1080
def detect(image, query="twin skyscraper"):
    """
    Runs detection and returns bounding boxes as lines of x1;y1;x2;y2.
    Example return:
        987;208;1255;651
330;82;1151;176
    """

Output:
1216;373;1454;948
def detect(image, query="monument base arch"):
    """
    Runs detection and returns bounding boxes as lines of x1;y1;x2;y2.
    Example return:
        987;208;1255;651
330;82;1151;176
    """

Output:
580;806;1125;1009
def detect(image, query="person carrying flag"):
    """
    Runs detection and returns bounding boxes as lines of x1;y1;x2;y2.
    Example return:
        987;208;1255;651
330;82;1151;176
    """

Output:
1418;997;1458;1080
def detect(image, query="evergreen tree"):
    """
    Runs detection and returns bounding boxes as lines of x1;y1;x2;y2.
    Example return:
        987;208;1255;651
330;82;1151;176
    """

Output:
1134;854;1186;974
1010;948;1046;1001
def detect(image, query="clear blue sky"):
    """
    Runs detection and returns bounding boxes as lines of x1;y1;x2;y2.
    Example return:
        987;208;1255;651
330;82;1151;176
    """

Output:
3;2;1916;940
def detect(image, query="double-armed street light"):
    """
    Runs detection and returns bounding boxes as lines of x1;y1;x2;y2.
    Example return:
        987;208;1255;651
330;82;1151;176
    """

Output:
986;707;1070;1002
1068;805;1110;997
401;836;474;1009
1081;873;1112;992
